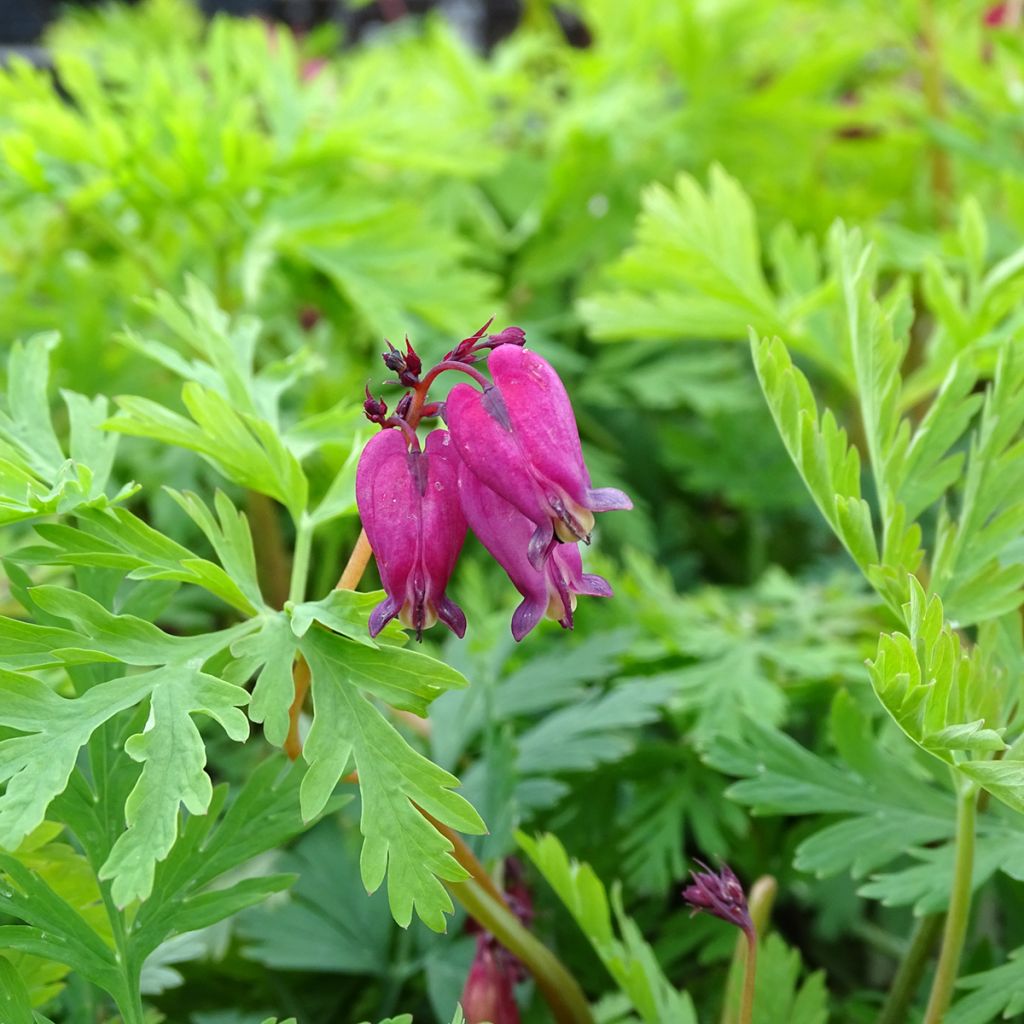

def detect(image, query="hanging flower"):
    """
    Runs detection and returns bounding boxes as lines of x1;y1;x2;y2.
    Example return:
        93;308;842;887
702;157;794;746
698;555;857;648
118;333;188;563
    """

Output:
355;325;630;640
458;464;612;640
355;428;466;638
446;344;631;569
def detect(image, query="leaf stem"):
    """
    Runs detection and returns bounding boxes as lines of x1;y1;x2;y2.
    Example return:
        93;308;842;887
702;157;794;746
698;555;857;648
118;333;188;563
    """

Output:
288;514;314;605
451;877;595;1024
923;782;978;1024
878;912;944;1024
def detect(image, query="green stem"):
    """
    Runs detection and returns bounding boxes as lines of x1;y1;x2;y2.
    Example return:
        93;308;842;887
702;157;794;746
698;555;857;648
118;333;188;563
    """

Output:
100;887;144;1024
878;913;944;1024
721;876;775;1024
451;878;594;1024
923;782;978;1024
739;933;757;1024
288;514;314;605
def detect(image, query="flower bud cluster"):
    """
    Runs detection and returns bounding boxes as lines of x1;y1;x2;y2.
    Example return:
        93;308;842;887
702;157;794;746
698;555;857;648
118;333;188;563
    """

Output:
355;324;631;640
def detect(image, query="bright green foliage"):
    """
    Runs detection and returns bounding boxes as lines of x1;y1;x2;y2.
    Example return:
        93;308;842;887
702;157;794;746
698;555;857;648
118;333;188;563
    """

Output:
751;935;828;1024
16;499;263;616
751;332;880;574
0;958;45;1024
300;628;482;931
3;0;1024;1019
868;579;1006;766
579;167;788;344
708;694;956;885
233;588;481;931
0;756;335;1016
518;831;697;1024
931;345;1024;624
0;334;135;524
948;949;1024;1024
0;301;483;1020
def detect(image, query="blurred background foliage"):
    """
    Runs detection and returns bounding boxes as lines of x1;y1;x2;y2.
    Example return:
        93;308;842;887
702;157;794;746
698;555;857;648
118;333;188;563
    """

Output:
1;0;1024;1021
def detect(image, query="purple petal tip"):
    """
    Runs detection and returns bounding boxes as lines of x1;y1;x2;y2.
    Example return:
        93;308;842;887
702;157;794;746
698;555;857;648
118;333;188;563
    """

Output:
587;487;633;512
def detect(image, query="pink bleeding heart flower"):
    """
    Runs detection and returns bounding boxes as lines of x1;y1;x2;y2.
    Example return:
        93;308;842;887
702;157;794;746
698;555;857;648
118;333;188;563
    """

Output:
461;935;521;1024
446;344;631;569
458;463;612;641
355;428;467;639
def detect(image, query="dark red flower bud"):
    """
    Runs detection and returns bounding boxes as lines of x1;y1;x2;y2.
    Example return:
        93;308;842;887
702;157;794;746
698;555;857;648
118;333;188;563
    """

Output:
682;861;753;941
447;318;495;363
404;337;422;377
363;386;388;423
479;326;527;350
461;936;520;1024
395;393;413;420
380;340;421;386
298;305;321;331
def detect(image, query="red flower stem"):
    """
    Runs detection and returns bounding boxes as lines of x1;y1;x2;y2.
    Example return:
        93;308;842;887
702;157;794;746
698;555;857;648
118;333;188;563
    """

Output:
287;525;593;1022
383;414;421;450
404;359;491;426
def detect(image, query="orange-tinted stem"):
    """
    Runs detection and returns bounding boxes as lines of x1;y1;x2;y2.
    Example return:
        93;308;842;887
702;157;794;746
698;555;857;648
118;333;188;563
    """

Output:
337;529;373;590
284;656;310;762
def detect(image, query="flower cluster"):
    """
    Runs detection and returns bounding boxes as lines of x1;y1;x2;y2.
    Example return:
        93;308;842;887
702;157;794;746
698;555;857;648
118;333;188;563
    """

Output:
682;860;754;942
355;323;631;641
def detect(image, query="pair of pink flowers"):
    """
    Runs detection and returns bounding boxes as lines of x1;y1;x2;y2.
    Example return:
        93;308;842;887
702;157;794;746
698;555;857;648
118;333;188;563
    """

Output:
355;331;631;641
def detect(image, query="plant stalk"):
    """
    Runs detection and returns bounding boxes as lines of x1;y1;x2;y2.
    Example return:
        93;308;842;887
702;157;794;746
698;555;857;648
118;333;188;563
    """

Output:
923;782;978;1024
452;877;595;1024
739;933;757;1024
721;875;775;1024
878;913;944;1024
101;887;144;1024
288;514;314;605
336;529;373;591
248;490;291;609
284;655;311;762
